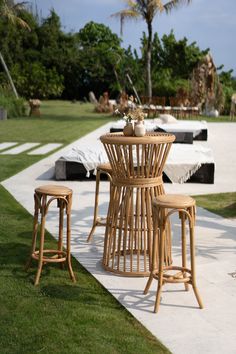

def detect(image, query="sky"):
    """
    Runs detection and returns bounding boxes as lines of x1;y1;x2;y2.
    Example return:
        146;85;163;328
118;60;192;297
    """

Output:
30;0;236;75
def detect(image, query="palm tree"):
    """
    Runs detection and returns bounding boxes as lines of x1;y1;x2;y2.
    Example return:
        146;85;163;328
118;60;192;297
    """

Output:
0;0;29;28
111;0;192;99
0;0;29;97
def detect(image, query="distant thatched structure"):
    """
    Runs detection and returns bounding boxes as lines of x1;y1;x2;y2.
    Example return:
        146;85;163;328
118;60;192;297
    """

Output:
190;53;224;114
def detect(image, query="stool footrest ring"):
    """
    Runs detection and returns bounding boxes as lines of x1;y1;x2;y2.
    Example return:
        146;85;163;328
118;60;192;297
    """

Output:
32;249;67;263
153;265;191;283
96;217;107;226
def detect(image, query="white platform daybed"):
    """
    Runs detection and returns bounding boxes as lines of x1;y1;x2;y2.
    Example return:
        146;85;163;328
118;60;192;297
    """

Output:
110;118;208;143
55;142;214;184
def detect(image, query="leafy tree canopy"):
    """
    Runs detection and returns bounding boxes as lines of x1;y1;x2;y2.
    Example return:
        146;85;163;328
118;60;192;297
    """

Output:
77;21;121;49
75;21;125;98
0;4;235;112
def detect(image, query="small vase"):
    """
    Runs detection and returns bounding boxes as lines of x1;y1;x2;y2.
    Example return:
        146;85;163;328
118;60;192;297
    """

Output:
123;122;134;136
134;121;146;137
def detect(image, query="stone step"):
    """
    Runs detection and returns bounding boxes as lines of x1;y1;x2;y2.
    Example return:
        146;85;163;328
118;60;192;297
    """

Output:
0;142;63;155
0;142;18;151
0;143;40;155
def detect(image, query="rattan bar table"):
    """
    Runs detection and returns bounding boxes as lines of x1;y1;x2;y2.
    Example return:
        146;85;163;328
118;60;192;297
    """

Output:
100;132;175;276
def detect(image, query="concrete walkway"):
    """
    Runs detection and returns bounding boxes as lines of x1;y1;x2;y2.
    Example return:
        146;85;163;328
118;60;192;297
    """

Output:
2;122;236;354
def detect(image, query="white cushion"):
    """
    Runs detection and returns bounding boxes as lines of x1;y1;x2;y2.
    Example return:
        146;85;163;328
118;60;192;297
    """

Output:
159;114;177;124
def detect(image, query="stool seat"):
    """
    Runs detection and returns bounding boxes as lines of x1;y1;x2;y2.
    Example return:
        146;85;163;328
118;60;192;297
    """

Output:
153;194;195;209
97;163;112;173
26;184;76;285
35;185;72;197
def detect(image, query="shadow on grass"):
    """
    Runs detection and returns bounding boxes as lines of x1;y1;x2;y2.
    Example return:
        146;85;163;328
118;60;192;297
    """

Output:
41;284;89;301
0;242;29;265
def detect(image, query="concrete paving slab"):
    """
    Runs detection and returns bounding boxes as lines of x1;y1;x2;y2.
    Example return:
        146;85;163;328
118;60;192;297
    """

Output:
0;142;18;151
2;122;236;354
1;142;40;154
28;143;63;155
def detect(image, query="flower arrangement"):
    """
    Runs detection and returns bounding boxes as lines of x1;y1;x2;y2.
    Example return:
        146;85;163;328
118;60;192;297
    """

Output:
127;107;146;122
114;102;147;136
114;106;146;123
114;108;132;123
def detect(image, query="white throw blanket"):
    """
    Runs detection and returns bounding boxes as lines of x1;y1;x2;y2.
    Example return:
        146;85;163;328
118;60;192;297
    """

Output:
165;144;214;183
59;147;108;177
58;143;214;183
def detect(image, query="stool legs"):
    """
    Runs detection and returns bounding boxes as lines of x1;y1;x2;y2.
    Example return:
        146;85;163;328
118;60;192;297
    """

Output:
58;199;65;269
87;169;101;242
58;199;64;253
35;195;47;286
143;207;158;295
189;217;203;309
25;193;40;271
180;212;189;291
144;204;203;313
87;168;112;242
66;194;76;282
154;208;165;313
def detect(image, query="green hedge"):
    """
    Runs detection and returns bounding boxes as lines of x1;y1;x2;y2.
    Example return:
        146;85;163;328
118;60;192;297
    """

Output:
0;88;26;118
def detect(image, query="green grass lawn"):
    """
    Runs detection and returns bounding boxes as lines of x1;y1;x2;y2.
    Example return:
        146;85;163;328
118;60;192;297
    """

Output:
0;101;111;181
194;192;236;218
0;100;111;142
0;101;170;354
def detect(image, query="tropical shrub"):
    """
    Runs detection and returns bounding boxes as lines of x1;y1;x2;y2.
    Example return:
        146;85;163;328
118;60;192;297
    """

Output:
0;86;26;117
11;62;64;99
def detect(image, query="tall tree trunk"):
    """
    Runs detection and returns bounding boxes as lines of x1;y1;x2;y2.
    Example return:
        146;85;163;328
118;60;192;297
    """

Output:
0;51;19;98
113;67;122;94
146;20;152;100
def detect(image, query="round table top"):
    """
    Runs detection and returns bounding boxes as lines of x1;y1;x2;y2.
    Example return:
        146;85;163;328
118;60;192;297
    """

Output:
100;132;176;144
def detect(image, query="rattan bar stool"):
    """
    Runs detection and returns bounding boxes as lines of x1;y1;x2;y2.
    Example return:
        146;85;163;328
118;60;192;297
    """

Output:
87;163;113;242
144;194;203;313
25;185;76;285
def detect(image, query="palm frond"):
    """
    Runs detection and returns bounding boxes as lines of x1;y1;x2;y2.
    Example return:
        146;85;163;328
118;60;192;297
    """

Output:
0;0;30;30
15;16;31;30
12;1;28;11
163;0;192;13
111;0;140;18
134;1;164;21
110;7;141;36
111;9;140;20
149;0;164;12
126;0;137;8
